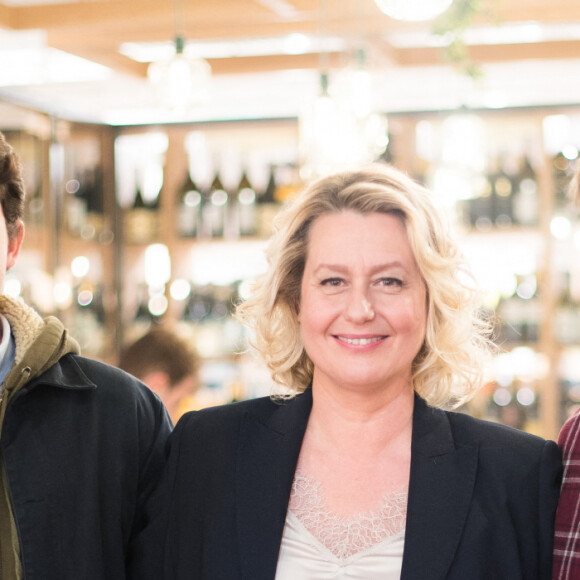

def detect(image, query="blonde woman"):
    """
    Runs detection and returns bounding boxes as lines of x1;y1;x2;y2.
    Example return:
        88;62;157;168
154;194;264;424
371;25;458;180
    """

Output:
133;163;561;580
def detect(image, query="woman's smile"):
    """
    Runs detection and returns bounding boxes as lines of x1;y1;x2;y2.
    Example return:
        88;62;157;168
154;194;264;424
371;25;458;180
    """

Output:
333;335;387;347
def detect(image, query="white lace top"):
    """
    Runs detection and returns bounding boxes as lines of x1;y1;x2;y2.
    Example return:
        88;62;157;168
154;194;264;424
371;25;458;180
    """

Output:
275;470;407;579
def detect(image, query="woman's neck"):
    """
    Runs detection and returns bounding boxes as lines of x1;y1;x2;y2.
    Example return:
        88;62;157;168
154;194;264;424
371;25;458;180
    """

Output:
296;378;414;515
307;376;415;459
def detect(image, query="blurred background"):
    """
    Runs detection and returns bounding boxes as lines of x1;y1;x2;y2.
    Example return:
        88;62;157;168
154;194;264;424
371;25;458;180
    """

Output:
0;0;579;438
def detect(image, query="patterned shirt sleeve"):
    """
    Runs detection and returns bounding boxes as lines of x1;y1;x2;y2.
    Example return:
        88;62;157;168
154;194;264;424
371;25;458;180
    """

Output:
554;412;580;579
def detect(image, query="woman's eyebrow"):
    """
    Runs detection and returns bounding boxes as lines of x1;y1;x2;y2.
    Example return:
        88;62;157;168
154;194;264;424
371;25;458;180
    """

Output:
313;261;406;275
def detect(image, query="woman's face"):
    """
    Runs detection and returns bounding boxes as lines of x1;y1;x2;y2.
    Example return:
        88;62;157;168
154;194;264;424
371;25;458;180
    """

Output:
299;210;427;396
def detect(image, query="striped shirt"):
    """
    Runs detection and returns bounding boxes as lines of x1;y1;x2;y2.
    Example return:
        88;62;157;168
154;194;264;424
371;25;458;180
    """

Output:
554;412;580;579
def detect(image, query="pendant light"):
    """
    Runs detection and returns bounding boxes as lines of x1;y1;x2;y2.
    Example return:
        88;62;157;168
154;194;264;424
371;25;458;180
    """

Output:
147;0;211;111
299;0;387;180
373;0;453;21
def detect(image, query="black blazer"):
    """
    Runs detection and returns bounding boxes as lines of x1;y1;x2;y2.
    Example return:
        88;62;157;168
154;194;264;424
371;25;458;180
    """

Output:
130;389;562;580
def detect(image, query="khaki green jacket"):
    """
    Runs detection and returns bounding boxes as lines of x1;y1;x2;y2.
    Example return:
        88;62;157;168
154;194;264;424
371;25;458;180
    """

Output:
0;295;79;580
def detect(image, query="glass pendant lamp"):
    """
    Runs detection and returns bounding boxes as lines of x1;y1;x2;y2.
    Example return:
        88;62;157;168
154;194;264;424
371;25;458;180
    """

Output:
373;0;453;21
147;0;211;111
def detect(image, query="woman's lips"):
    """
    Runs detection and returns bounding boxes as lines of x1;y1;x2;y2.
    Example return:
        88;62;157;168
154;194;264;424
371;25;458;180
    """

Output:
334;335;387;346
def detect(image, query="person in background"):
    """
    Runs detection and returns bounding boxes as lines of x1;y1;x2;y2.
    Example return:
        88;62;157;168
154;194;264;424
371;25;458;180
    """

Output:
553;159;580;580
0;131;172;579
133;163;561;579
119;327;201;422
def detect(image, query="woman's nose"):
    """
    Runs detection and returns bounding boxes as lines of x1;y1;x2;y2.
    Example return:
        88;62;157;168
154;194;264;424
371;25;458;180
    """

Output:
344;292;375;323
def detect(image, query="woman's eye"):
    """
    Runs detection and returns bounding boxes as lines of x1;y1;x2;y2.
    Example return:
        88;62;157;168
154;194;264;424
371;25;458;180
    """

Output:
378;277;403;288
320;278;343;287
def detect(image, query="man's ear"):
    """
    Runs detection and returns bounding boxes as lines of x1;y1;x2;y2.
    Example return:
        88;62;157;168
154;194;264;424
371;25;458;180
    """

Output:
6;220;24;271
142;371;171;396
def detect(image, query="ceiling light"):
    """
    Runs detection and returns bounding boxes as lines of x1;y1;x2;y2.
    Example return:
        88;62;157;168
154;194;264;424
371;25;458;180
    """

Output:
148;36;211;111
283;33;312;55
373;0;453;21
147;0;212;112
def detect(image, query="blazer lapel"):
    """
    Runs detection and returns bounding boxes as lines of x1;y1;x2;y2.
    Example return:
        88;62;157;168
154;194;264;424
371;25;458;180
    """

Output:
401;396;479;580
236;389;312;580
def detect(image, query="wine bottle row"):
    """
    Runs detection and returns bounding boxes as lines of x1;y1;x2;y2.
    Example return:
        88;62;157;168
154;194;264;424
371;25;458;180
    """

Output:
459;153;539;231
62;160;301;245
65;150;575;245
124;164;298;245
494;288;541;345
494;269;580;347
176;170;257;239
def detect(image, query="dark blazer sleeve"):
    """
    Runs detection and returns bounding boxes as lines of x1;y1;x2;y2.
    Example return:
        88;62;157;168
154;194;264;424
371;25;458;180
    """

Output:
130;379;175;538
128;393;310;580
128;403;250;580
457;422;562;579
538;438;563;577
161;411;211;579
403;399;563;580
127;411;201;580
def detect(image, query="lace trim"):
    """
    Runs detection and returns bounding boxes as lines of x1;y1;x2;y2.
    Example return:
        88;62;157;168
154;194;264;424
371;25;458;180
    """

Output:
288;470;408;561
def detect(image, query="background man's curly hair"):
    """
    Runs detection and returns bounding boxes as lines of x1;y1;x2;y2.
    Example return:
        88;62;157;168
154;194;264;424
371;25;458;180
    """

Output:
0;132;26;240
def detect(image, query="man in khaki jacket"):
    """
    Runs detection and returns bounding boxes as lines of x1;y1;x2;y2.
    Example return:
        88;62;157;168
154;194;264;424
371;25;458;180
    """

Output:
0;131;172;579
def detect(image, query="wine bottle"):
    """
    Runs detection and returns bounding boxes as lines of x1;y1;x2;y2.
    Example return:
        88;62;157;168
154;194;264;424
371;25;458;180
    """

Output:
553;151;572;210
84;166;105;240
65;174;87;237
554;270;580;344
555;272;576;344
512;154;539;227
236;170;257;237
492;154;514;229
225;175;240;240
182;285;214;323
256;165;279;238
124;175;156;244
469;160;493;231
203;172;228;238
176;169;202;238
72;281;106;355
497;292;524;344
133;285;157;325
520;290;541;343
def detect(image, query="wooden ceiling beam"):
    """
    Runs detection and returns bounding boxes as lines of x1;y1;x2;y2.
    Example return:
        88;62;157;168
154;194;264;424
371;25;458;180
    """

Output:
8;0;312;30
0;4;12;27
7;0;580;34
44;36;580;82
395;40;580;67
488;0;580;23
206;51;340;75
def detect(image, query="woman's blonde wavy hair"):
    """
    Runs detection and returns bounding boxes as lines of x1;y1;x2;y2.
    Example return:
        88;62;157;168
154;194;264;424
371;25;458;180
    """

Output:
236;163;494;409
